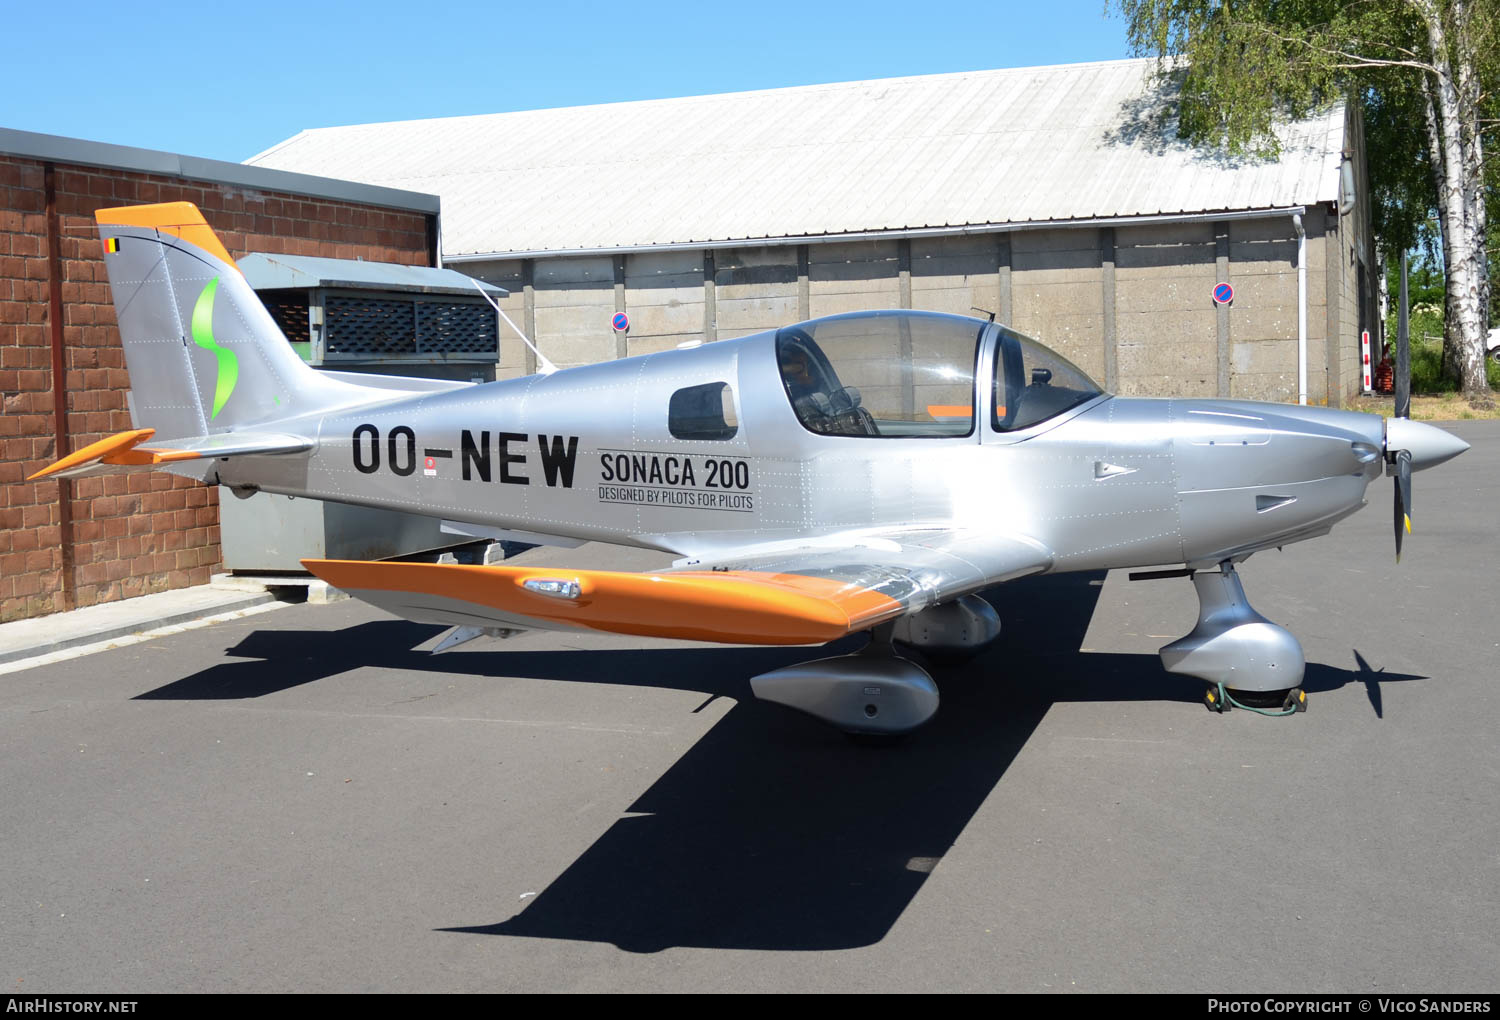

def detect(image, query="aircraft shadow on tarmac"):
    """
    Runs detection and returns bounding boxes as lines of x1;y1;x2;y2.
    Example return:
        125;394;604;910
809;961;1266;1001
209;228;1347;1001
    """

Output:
132;573;1423;953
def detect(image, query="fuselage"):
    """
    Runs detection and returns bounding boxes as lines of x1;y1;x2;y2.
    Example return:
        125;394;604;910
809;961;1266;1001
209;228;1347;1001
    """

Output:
218;316;1389;572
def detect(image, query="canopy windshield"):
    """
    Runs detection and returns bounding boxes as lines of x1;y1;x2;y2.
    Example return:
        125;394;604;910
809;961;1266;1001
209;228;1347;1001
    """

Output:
775;311;983;438
992;327;1103;432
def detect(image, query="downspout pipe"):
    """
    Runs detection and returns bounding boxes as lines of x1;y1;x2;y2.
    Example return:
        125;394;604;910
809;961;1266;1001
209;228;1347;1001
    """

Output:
44;164;76;611
1293;213;1308;405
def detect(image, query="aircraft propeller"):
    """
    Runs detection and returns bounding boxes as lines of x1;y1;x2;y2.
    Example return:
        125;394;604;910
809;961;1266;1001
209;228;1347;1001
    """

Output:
1383;417;1468;562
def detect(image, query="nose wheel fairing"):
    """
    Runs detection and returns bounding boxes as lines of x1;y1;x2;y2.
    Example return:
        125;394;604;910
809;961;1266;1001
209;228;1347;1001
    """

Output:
1159;563;1305;694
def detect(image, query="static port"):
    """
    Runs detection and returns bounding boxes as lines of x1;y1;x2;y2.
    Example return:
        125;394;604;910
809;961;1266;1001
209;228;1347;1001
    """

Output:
864;704;878;718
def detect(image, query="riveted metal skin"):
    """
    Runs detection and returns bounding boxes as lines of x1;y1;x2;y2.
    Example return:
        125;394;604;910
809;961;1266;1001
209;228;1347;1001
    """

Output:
89;223;1399;579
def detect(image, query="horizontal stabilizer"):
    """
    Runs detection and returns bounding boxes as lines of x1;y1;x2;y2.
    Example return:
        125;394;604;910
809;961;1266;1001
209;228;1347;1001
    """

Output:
29;428;313;481
302;559;906;645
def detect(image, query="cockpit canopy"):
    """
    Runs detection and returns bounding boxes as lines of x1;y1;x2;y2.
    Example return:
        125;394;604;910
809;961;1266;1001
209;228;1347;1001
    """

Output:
991;325;1103;432
774;310;1102;438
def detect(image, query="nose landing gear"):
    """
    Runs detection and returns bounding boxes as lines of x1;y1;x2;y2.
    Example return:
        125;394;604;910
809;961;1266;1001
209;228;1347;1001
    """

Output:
1204;682;1307;715
1156;561;1308;715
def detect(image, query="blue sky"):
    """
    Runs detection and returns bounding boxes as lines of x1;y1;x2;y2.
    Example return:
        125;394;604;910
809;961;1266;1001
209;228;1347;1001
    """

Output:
2;0;1135;163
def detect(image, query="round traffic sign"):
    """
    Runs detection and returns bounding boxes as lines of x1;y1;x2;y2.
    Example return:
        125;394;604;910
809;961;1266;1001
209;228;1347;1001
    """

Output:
1213;282;1234;305
612;312;630;332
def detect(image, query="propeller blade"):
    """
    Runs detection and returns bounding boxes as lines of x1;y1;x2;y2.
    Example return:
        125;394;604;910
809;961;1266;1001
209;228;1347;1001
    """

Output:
1398;449;1412;521
1393;448;1412;561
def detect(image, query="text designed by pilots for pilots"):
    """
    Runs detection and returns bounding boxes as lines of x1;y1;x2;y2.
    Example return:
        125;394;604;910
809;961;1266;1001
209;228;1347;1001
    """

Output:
1208;1000;1491;1014
597;450;755;513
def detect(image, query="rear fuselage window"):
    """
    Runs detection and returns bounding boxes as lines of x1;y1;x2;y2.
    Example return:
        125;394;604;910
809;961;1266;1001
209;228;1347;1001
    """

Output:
669;382;739;440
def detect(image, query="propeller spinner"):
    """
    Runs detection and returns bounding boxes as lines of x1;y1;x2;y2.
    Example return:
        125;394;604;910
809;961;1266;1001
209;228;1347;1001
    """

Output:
1384;417;1469;561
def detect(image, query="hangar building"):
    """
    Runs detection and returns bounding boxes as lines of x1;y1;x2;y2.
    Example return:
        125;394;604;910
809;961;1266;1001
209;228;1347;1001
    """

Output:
249;58;1375;406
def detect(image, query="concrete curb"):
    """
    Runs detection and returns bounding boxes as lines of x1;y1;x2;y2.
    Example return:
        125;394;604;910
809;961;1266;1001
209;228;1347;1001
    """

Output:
0;589;278;667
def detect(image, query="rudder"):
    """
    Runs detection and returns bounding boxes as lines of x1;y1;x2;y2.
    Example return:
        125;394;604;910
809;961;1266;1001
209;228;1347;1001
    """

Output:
95;203;367;441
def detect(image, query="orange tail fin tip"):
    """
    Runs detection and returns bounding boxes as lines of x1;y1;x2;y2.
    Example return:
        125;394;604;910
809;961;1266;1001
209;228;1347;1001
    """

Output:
95;202;238;270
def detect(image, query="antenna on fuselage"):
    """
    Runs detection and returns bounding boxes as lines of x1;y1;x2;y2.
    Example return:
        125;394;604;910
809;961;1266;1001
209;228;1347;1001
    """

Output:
468;279;558;376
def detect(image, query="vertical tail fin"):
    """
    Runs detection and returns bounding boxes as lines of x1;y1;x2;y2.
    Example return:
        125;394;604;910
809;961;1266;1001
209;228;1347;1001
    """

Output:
95;203;368;441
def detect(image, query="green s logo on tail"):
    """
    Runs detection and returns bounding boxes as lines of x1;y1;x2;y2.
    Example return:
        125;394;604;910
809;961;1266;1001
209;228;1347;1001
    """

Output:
191;277;238;419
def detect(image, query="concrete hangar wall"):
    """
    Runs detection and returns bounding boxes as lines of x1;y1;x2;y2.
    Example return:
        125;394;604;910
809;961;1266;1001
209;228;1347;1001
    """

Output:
0;128;439;622
463;201;1369;406
250;58;1376;407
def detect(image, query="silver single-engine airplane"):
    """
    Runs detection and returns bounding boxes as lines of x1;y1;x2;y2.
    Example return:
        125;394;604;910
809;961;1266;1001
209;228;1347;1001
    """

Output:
33;203;1470;734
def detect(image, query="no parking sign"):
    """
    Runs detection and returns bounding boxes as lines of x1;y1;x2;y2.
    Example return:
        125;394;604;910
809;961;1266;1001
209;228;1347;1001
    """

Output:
612;312;630;333
1213;282;1234;305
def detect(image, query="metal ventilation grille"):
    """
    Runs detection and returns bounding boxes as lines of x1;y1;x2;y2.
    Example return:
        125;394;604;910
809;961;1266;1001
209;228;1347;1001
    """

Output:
260;291;310;345
323;295;497;359
325;297;417;357
417;301;497;354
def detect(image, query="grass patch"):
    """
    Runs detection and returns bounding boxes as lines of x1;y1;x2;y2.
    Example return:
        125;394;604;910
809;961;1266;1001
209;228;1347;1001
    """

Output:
1345;392;1500;421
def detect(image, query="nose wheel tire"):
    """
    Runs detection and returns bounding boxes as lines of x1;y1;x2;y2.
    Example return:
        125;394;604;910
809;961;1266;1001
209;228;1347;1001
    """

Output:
1204;683;1306;716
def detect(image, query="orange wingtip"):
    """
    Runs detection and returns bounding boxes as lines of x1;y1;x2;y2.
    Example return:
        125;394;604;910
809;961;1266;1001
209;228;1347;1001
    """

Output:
28;428;156;480
302;559;904;645
95;202;237;270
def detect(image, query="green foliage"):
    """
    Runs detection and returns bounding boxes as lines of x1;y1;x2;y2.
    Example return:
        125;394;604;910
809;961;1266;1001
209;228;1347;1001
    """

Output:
1387;306;1446;349
1405;259;1446;310
1117;1;1421;151
1384;254;1447;347
1114;0;1498;310
1392;339;1500;393
1410;341;1456;393
1364;77;1435;261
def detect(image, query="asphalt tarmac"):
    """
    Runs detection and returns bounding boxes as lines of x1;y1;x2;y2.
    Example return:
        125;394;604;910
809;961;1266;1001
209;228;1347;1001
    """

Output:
2;421;1496;993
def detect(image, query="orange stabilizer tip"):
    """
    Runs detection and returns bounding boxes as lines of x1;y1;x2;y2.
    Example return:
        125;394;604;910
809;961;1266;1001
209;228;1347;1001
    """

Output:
101;447;208;467
28;428;155;480
95;202;237;270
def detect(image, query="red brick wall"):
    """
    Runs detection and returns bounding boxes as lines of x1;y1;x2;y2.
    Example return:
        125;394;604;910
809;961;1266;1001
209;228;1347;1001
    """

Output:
0;154;435;622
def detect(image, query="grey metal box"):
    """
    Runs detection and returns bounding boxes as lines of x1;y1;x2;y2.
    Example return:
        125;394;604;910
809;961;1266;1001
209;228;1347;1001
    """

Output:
219;491;453;573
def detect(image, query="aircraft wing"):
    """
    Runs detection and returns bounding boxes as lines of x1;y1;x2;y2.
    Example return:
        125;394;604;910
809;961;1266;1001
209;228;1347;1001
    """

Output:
304;529;1053;646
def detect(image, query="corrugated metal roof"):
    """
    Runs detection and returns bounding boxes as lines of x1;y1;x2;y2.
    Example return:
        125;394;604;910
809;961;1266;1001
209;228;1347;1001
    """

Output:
238;253;506;295
246;58;1346;259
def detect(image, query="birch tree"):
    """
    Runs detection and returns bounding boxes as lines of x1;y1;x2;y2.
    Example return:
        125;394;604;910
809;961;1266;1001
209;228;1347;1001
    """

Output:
1117;0;1496;403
